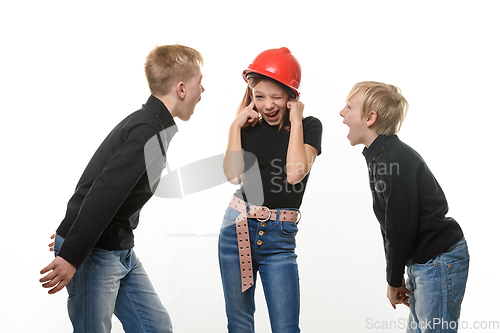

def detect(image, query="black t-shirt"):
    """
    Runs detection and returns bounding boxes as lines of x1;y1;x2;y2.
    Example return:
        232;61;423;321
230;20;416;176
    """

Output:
234;116;322;209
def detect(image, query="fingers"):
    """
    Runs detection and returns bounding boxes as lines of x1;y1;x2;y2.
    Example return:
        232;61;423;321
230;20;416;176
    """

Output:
387;285;411;309
40;271;58;286
399;293;410;307
40;262;54;275
48;233;56;251
39;257;76;295
39;268;63;295
401;286;411;294
247;100;255;110
287;100;304;109
40;272;68;295
244;105;259;126
43;274;69;294
48;280;68;295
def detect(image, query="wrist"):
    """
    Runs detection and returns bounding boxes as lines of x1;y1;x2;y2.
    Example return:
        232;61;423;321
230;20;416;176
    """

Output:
230;121;243;131
290;119;303;129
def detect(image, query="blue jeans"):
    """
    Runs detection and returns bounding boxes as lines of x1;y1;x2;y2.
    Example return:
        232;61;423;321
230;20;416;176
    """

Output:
218;206;300;333
406;238;469;333
54;235;172;333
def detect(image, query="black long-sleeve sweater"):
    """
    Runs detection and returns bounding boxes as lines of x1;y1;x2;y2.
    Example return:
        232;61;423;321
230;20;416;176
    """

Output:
56;95;176;269
363;135;463;287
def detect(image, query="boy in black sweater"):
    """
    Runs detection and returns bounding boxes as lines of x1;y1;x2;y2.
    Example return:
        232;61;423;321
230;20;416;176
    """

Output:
340;81;468;332
39;44;205;332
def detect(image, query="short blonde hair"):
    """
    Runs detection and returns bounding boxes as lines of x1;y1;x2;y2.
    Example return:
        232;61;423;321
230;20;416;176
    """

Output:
144;44;203;96
347;81;408;135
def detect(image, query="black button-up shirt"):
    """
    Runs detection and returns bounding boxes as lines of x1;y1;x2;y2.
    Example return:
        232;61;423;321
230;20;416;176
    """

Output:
56;95;177;269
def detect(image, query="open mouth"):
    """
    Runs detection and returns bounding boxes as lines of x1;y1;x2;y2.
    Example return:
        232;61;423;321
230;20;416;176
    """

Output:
264;110;279;122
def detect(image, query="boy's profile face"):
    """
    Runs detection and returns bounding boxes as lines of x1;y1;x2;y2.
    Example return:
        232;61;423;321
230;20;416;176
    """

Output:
340;91;372;147
178;65;205;121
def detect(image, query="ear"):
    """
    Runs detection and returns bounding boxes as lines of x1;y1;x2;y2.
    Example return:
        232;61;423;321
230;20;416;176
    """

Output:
176;81;186;100
366;111;377;127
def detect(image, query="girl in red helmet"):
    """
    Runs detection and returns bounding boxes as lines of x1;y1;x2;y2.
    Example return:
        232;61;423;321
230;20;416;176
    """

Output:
219;47;322;332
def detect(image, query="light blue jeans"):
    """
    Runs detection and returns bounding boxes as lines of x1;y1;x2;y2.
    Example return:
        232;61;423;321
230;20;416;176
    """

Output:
406;238;469;333
54;234;172;333
218;205;300;333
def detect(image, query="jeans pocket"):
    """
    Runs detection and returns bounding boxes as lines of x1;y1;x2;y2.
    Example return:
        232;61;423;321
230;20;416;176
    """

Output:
279;222;298;237
222;206;240;229
66;274;77;299
447;255;470;310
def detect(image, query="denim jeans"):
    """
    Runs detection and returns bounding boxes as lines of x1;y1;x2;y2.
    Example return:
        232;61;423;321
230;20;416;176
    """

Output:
218;205;300;333
54;234;172;333
406;238;469;333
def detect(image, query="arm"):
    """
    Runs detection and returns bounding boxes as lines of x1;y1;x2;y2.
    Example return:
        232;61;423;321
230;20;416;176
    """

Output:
223;101;259;184
382;169;418;288
286;101;318;185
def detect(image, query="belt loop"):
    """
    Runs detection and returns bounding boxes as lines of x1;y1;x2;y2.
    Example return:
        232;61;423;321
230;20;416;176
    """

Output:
274;209;279;227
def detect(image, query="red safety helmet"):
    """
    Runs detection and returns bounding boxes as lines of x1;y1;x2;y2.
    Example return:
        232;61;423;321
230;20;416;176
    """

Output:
242;47;301;100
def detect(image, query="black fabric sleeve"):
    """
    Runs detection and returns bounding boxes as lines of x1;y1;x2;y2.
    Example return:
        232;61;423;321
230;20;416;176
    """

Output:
303;117;322;156
381;162;419;287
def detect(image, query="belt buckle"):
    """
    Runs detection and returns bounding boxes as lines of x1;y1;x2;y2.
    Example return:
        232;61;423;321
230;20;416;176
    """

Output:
256;206;271;222
296;211;302;224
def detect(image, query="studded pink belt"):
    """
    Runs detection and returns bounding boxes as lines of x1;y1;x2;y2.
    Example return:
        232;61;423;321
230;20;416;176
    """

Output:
228;196;301;292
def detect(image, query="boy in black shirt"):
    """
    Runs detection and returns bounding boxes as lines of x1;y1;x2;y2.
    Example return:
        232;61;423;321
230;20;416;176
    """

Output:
39;44;204;333
340;81;468;332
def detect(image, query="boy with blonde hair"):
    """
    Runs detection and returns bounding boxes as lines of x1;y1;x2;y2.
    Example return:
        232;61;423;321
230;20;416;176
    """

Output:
340;81;469;332
39;44;204;333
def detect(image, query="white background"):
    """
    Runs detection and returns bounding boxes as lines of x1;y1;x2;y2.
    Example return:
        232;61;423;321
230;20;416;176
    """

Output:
1;0;498;332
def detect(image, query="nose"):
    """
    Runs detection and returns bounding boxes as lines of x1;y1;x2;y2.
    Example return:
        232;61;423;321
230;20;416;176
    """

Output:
201;85;205;93
340;107;346;118
265;99;274;110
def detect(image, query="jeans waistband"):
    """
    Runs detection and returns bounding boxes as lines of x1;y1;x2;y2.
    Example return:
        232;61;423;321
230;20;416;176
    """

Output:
229;196;301;223
447;237;466;252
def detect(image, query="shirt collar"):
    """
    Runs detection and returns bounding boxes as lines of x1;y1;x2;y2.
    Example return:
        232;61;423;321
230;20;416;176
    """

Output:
145;95;176;128
362;134;393;162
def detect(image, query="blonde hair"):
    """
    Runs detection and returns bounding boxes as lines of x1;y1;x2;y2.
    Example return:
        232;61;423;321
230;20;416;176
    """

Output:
144;44;203;96
237;76;292;131
347;81;409;135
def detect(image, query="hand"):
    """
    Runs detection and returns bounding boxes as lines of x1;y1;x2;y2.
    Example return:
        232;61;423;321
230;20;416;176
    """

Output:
287;100;304;124
48;233;55;252
233;101;259;128
387;277;411;309
40;256;76;295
